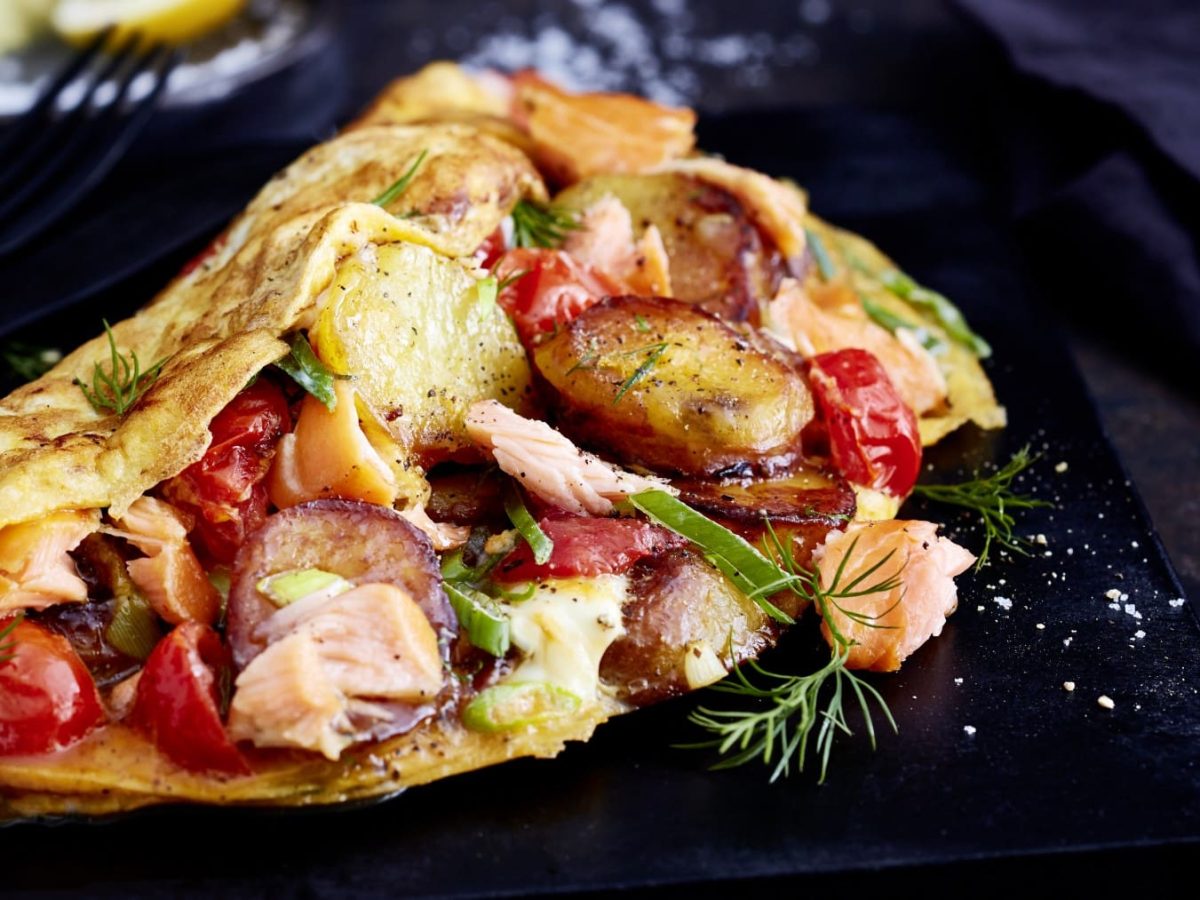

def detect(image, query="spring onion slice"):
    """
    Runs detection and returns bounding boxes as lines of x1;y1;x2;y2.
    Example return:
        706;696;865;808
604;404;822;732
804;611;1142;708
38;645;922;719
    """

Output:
257;568;353;608
627;490;795;624
503;484;554;565
275;332;340;410
861;297;944;353
106;595;161;661
804;227;837;281
879;269;991;358
445;583;510;657
462;682;582;732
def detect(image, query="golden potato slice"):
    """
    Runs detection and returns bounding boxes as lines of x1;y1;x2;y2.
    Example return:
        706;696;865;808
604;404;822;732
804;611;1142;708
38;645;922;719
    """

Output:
555;173;785;322
312;242;533;468
532;295;813;476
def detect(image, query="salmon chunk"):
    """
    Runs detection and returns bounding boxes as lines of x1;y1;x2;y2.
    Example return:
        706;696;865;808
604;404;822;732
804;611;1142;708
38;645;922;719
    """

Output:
0;510;99;613
815;519;975;672
563;195;673;297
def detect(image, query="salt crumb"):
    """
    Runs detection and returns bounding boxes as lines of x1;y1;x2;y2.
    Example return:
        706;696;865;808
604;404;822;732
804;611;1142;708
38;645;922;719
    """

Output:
1036;623;1045;630
1104;588;1122;600
1063;681;1076;692
1055;461;1068;473
1131;541;1139;548
1134;629;1146;639
1097;695;1115;710
976;605;984;612
954;677;963;685
963;725;977;736
994;596;1013;610
1034;534;1048;546
1063;637;1073;647
1170;598;1186;608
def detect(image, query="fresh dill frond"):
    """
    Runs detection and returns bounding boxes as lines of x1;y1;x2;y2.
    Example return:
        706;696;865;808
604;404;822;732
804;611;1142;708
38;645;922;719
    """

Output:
1;341;61;382
612;342;668;405
511;199;578;248
911;445;1052;570
372;149;428;207
0;611;24;664
685;646;896;784
72;321;167;416
496;268;530;292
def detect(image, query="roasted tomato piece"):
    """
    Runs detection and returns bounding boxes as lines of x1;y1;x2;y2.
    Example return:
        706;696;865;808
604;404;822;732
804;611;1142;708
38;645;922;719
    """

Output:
228;500;453;669
0;617;105;756
129;622;248;775
494;247;622;343
161;378;290;564
474;226;506;269
492;515;686;583
806;348;922;497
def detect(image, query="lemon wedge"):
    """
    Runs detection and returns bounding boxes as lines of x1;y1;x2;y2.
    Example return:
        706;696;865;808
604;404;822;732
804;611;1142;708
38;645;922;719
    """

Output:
52;0;248;46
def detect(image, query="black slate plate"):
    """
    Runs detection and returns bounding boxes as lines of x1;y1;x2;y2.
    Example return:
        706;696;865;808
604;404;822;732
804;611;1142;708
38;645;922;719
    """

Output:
3;108;1199;895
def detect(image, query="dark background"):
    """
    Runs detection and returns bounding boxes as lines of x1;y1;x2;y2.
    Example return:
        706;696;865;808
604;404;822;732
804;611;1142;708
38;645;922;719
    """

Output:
2;0;1198;894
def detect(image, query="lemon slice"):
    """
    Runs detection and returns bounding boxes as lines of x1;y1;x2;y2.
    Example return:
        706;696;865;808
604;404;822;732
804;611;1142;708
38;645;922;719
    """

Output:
52;0;248;46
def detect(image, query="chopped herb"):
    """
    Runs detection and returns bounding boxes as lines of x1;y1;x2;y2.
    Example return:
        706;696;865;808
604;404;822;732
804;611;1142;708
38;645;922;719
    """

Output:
879;269;991;358
496;268;530;292
612;342;668;405
633;314;652;333
257;568;353;608
911;445;1052;569
503;482;554;565
861;297;944;353
105;595;161;661
463;682;581;732
274;332;340;410
445;583;510;657
0;611;24;664
2;341;60;382
804;227;836;281
475;275;498;311
511;199;578;248
371;149;428;207
73;321;167;415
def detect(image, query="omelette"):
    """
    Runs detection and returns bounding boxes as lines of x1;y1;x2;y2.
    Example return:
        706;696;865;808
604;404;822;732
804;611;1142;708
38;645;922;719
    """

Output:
0;63;1003;819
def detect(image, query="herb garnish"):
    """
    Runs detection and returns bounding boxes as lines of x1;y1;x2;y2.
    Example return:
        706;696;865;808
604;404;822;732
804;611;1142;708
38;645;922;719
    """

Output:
2;341;61;382
511;199;578;248
612;342;668;405
0;611;23;664
73;321;167;415
911;445;1051;569
879;268;991;359
496;269;530;292
371;149;428;207
274;332;341;410
804;227;837;281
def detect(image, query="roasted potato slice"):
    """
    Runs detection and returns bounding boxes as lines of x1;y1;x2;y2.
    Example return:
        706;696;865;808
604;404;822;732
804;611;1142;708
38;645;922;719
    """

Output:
312;241;533;469
600;548;775;706
533;295;813;477
555;172;786;322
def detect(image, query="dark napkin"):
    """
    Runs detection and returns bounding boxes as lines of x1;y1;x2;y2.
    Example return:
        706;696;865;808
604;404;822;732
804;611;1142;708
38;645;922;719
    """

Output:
955;0;1200;388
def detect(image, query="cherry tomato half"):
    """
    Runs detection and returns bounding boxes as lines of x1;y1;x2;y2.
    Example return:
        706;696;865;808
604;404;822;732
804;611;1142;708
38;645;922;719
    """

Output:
129;622;249;776
0;617;105;756
161;379;290;564
806;348;922;497
474;226;506;270
494;248;622;344
492;516;686;583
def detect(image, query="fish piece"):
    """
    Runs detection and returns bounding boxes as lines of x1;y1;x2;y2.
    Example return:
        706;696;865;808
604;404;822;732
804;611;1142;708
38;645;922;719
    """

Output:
562;195;673;297
815;519;975;672
770;279;947;417
0;510;98;613
229;582;443;759
268;380;398;510
464;399;672;515
113;497;219;626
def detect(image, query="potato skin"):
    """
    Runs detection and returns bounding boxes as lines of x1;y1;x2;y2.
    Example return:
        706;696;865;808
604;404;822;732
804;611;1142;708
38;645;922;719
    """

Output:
600;548;775;706
533;295;814;476
555;172;786;322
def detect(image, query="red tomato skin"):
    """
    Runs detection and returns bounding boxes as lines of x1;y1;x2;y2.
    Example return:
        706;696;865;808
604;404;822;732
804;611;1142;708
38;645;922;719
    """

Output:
494;248;620;343
129;623;249;776
475;227;506;270
162;379;290;564
0;619;105;756
805;348;922;497
178;232;228;278
493;516;687;583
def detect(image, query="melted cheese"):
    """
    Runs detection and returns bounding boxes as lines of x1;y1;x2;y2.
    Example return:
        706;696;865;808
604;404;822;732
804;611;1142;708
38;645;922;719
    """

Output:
852;485;902;522
501;575;627;701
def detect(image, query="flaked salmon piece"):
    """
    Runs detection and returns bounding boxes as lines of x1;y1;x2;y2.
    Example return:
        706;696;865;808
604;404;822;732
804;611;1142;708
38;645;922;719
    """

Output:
464;399;673;515
230;583;443;759
771;279;948;416
113;496;220;626
814;519;975;672
0;509;99;613
563;195;673;297
512;71;696;184
397;505;471;551
268;380;398;510
652;157;809;270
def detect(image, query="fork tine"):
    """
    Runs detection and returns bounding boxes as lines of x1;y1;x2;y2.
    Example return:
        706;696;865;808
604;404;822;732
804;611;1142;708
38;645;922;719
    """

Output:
0;26;114;163
0;45;180;255
0;33;144;215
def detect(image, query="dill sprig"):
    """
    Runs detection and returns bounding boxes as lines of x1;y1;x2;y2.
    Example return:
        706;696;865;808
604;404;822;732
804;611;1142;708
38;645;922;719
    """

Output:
511;199;578;248
612;342;668;405
372;149;427;207
911;445;1052;570
2;341;61;382
685;646;894;783
73;321;167;415
0;611;24;664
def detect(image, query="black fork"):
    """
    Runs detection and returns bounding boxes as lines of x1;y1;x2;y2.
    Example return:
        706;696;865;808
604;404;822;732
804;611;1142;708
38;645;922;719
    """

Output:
0;29;181;255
